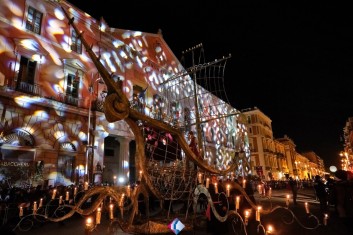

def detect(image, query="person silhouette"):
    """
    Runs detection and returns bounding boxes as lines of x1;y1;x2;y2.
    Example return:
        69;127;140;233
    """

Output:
288;177;298;205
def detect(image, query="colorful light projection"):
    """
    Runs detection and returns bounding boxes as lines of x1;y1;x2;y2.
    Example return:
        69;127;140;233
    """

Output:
0;0;251;181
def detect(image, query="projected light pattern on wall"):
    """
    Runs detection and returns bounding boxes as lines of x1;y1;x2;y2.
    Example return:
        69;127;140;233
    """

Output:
0;0;251;187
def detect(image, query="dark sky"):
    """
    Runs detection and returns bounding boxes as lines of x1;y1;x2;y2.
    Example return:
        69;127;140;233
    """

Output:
67;0;353;168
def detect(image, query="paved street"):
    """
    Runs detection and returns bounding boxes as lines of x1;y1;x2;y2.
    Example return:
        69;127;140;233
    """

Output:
5;188;352;235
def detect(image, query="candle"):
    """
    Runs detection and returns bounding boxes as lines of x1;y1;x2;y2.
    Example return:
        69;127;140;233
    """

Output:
19;206;23;217
109;204;114;219
120;194;125;218
323;214;328;226
226;184;230;197
52;189;57;200
244;210;249;225
120;194;125;207
66;191;69;201
59;196;63;205
268;187;272;198
256;207;261;221
286;194;290;207
85;217;93;230
96;208;101;224
215;183;218;194
33;202;37;215
84;182;89;190
235;196;240;210
267;225;274;234
242;179;246;188
305;202;310;214
138;170;143;181
39;198;43;208
257;185;262;194
206;178;210;188
127;185;131;197
198;173;202;184
74;187;77;196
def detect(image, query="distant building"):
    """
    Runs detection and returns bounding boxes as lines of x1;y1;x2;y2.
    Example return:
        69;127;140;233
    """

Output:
243;107;323;180
342;117;353;171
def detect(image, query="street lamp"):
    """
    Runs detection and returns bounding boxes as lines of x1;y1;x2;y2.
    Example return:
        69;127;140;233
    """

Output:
85;74;104;184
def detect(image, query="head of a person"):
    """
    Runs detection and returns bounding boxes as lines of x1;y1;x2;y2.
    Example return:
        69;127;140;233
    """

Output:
314;175;321;181
237;175;244;182
211;175;217;184
188;131;194;140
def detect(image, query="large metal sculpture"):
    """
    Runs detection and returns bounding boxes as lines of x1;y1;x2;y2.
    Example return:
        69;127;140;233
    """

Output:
10;4;327;235
14;4;253;234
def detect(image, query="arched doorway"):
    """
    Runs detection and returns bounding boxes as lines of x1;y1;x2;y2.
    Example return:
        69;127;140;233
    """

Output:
0;129;36;187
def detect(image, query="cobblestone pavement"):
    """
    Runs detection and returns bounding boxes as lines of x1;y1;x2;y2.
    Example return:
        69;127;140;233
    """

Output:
5;188;353;235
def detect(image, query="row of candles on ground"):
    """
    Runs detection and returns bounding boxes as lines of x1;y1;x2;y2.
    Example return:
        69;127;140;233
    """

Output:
284;194;329;226
19;188;75;217
20;193;126;225
85;195;125;229
19;183;104;217
197;173;274;199
197;173;330;227
198;173;247;193
233;206;276;233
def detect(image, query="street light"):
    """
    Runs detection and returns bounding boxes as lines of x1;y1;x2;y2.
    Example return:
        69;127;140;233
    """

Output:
85;74;105;184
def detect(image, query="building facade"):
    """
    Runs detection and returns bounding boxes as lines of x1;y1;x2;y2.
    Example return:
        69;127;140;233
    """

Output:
243;107;324;180
342;117;353;171
0;0;250;187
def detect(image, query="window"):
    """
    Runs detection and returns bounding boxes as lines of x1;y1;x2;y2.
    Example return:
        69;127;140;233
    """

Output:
16;56;39;94
66;73;79;98
17;56;36;85
71;30;82;54
65;72;79;106
247;115;251;124
26;6;43;34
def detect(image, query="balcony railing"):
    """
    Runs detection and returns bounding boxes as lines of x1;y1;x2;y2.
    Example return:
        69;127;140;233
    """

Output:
57;93;79;107
17;82;42;96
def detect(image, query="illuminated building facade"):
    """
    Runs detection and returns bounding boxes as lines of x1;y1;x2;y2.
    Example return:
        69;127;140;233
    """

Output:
242;107;287;180
243;107;323;180
0;0;250;187
342;117;353;171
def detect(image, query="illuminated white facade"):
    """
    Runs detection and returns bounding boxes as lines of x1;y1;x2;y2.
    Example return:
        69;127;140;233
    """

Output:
0;0;250;186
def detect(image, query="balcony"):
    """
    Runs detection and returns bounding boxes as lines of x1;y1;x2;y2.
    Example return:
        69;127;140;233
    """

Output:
16;82;42;96
57;93;79;107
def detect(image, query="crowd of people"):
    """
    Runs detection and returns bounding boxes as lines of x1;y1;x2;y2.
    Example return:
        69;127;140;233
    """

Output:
203;170;353;234
312;170;353;223
1;169;353;234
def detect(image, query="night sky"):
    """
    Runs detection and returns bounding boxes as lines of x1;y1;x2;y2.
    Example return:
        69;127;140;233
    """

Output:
66;0;353;168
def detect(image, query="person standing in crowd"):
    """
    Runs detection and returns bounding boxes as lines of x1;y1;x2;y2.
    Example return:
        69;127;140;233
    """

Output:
237;175;256;210
188;131;200;157
333;170;349;218
324;174;335;206
188;131;200;170
313;175;328;212
288;177;298;205
206;176;228;235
